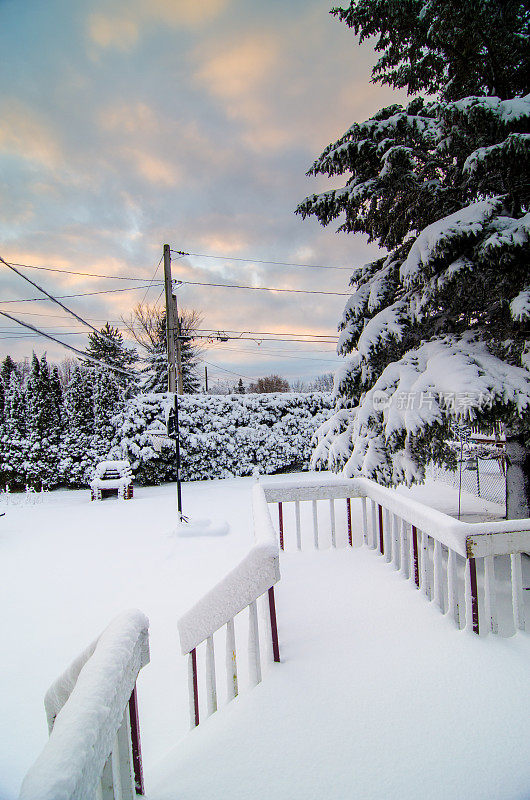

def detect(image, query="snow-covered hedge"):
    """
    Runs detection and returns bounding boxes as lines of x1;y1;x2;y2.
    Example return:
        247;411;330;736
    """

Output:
112;392;333;485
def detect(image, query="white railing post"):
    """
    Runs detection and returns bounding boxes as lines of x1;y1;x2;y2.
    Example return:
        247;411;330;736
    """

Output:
370;500;377;549
361;497;368;547
391;513;400;570
400;520;408;578
225;619;238;700
248;600;262;687
206;635;217;716
433;540;444;611
383;508;391;562
312;500;319;549
295;500;302;550
115;707;135;800
446;549;459;627
511;553;526;632
329;499;336;548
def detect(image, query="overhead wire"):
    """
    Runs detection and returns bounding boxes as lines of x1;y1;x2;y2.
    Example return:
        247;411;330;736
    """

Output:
171;250;352;270
139;256;164;306
198;357;257;381
0;256;114;339
0;284;163;304
1;256;150;357
176;279;348;296
6;262;164;282
0;310;137;377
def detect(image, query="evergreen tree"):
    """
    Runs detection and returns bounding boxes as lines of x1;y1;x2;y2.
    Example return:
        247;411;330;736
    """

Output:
61;364;97;486
297;0;530;516
84;322;138;392
0;370;27;487
50;365;63;420
1;355;17;387
237;378;245;394
25;354;62;488
124;304;202;393
93;367;124;451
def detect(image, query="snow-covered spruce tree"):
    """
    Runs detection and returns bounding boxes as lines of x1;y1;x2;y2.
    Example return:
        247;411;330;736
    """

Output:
25;354;62;488
0;369;28;487
85;323;138;393
297;0;530;516
93;367;124;452
61;364;97;486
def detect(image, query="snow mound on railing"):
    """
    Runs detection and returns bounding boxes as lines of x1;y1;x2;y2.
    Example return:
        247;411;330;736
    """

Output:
19;609;149;800
178;482;279;655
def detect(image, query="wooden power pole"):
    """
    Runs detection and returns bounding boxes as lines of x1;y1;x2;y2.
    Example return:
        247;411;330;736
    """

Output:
163;244;186;521
173;294;184;395
163;244;177;393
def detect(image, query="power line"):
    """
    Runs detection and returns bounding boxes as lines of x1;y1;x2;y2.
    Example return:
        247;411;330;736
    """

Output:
198;357;257;381
177;279;349;297
0;310;136;377
1;313;339;341
196;328;338;340
193;334;337;344
140;256;164;306
172;250;352;270
1;256;142;353
0;283;161;304
205;344;338;363
1;256;109;338
7;262;163;282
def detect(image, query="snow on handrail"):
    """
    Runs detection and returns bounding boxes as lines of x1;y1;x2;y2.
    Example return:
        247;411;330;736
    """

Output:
177;480;281;729
178;483;279;655
262;477;530;558
19;609;149;800
262;476;529;636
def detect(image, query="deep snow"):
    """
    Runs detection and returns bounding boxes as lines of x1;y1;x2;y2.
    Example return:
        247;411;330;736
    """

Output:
0;474;527;800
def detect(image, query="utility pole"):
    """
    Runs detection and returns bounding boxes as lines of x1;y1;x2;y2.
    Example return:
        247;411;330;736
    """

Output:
173;294;184;395
163;244;177;393
204;366;208;393
163;244;186;522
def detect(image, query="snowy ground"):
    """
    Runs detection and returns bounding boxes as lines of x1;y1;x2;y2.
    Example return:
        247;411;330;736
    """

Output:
1;474;528;800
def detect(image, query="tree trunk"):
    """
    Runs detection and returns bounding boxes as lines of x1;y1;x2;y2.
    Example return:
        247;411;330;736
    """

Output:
505;435;530;519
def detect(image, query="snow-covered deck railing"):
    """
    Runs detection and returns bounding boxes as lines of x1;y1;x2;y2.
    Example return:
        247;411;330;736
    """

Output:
177;481;280;728
263;478;529;637
19;610;150;800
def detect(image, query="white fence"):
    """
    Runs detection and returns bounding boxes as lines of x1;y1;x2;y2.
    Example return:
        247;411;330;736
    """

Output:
177;482;281;728
19;610;150;800
262;478;529;637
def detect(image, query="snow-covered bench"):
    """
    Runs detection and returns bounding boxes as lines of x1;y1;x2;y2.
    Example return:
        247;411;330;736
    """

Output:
91;460;134;501
19;609;150;800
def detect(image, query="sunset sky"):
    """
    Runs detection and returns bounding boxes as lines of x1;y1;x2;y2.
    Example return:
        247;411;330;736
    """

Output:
0;0;404;387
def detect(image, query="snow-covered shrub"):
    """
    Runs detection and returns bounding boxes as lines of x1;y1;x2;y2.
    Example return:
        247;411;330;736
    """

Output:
112;392;333;485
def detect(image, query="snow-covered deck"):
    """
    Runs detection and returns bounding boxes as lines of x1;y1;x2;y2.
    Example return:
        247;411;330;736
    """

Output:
1;475;528;800
152;547;530;800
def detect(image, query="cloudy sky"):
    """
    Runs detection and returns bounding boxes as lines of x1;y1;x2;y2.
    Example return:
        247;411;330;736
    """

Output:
0;0;403;387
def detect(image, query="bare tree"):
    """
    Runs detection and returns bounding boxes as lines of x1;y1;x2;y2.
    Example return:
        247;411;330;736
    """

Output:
248;375;290;393
122;303;203;392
